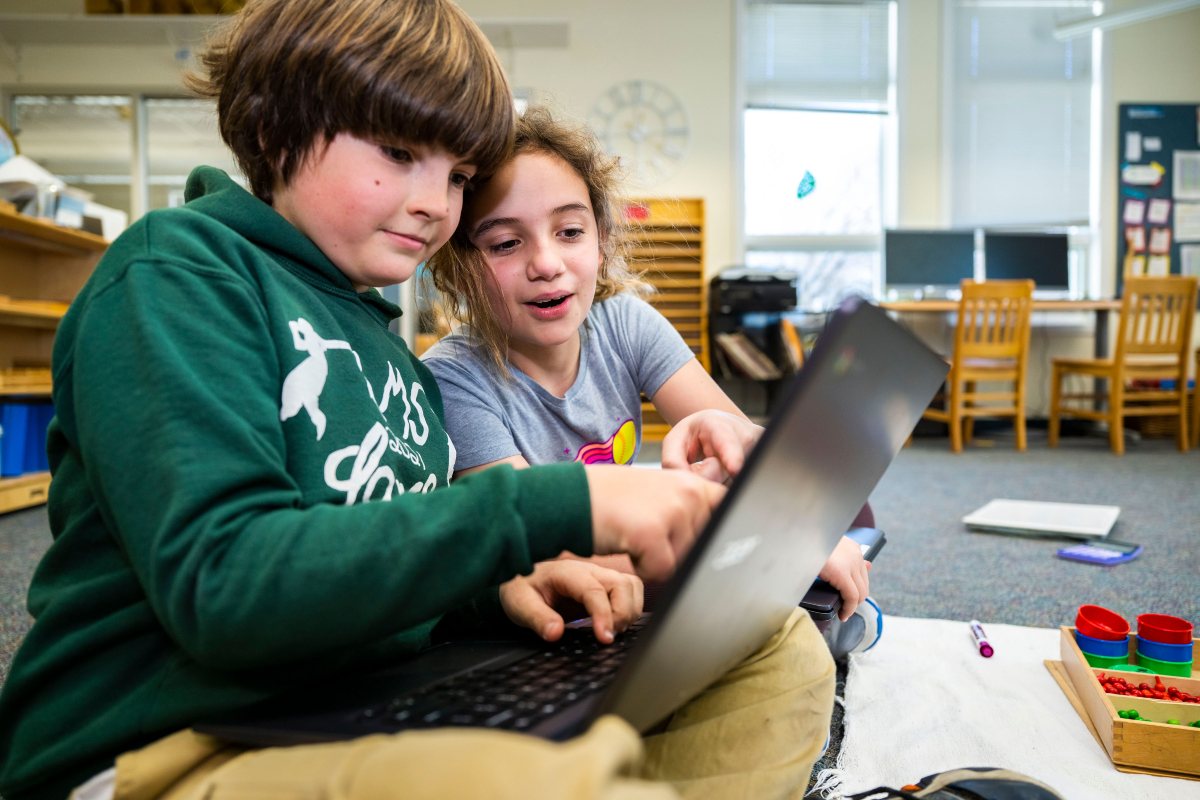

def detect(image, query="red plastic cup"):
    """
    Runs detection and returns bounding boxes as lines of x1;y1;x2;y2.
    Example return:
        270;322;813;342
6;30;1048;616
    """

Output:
1137;613;1194;645
1075;604;1129;641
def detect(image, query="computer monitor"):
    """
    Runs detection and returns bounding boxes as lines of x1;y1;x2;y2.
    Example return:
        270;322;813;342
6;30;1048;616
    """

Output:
982;231;1070;295
883;229;975;298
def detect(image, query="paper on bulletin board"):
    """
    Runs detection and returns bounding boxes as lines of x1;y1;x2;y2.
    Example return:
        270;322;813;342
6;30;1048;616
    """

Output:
1122;162;1165;186
1125;226;1146;253
1174;202;1200;242
1146;255;1171;276
1122;198;1145;225
1181;245;1200;278
1148;227;1171;255
1174;151;1200;200
1125;132;1141;161
1146;198;1171;224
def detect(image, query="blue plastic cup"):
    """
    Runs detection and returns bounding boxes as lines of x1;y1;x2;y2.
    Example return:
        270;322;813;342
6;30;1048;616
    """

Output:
1075;629;1130;658
1136;635;1194;663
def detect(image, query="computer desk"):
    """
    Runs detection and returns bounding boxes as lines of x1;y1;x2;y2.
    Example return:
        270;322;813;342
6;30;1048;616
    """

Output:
879;298;1122;358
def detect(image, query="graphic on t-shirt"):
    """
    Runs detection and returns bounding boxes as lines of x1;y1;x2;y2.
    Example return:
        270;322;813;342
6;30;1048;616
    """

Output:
575;419;637;465
280;317;361;440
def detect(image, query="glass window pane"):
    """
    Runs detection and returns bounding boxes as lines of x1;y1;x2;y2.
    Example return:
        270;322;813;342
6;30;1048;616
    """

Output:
745;249;878;312
147;97;241;210
11;94;133;218
744;108;883;237
745;2;891;107
947;3;1093;226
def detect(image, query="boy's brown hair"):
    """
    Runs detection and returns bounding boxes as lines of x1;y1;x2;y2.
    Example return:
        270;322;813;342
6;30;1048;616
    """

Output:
186;0;515;204
427;105;648;373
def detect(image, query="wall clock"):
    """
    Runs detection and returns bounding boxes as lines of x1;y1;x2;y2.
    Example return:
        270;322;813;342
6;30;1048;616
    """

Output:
588;80;689;184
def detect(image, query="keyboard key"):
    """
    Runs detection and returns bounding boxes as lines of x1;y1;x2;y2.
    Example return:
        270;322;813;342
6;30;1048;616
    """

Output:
358;620;648;732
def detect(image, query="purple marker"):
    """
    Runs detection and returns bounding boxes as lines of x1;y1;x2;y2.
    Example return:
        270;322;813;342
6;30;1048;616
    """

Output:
969;620;994;658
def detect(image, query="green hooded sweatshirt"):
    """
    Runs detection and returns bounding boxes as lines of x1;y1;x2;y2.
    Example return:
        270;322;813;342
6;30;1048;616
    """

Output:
0;168;592;800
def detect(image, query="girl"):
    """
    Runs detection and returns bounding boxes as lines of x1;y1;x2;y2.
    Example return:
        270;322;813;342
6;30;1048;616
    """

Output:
422;106;871;617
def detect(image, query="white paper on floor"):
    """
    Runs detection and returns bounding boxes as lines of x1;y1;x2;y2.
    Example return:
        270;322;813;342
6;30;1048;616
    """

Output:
814;615;1194;800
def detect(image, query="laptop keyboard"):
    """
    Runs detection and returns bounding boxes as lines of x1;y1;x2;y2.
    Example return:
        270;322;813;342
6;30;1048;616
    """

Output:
356;618;648;732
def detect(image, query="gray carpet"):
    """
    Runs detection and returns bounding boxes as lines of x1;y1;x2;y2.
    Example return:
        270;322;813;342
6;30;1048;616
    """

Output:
867;432;1200;628
0;506;49;690
0;432;1197;793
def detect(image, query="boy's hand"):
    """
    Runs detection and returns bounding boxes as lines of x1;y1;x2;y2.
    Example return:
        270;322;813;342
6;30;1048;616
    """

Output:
499;560;643;644
555;551;638;575
817;535;872;621
584;465;725;583
660;410;764;484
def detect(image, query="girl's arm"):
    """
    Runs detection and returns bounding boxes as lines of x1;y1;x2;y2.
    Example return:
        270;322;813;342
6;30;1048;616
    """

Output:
648;359;749;425
456;454;529;478
651;360;763;483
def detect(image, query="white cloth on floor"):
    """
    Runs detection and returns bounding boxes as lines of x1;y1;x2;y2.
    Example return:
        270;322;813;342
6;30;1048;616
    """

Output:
823;616;1193;800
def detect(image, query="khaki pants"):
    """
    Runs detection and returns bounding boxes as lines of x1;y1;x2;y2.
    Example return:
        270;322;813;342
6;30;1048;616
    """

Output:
97;610;833;800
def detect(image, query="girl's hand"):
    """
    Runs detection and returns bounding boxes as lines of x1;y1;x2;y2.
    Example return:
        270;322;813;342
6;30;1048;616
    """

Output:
817;535;872;621
660;409;763;484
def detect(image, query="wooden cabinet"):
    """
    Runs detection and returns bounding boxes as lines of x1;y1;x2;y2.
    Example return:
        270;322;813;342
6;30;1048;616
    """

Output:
0;203;106;512
622;198;708;443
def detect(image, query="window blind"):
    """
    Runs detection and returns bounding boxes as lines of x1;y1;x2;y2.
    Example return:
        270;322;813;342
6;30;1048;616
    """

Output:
946;1;1095;226
745;1;891;108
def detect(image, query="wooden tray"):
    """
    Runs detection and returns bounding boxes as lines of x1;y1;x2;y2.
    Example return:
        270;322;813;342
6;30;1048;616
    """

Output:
1047;626;1199;780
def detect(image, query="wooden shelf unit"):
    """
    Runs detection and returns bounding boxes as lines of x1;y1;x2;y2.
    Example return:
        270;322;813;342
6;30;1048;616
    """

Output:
0;205;106;513
623;198;708;443
0;471;52;513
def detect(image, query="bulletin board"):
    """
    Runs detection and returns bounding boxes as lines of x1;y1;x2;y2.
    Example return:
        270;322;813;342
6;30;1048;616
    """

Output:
1116;102;1200;300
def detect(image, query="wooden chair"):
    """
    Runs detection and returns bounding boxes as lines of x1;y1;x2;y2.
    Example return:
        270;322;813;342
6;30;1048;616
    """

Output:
1191;348;1200;449
921;279;1034;453
1048;275;1197;455
779;317;806;373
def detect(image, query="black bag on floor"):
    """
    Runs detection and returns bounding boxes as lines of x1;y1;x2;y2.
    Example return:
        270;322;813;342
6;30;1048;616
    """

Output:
846;766;1065;800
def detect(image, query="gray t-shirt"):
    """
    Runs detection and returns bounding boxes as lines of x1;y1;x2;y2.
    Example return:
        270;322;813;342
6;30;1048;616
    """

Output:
422;293;696;470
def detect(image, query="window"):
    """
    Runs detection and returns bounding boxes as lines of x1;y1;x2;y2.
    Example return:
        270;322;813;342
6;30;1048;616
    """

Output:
10;95;134;219
146;97;239;210
740;1;895;311
944;1;1098;296
945;1;1096;227
9;93;239;232
744;108;884;238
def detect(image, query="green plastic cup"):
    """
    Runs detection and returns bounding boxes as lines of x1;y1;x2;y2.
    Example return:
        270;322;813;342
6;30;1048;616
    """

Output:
1135;652;1194;677
1083;652;1129;669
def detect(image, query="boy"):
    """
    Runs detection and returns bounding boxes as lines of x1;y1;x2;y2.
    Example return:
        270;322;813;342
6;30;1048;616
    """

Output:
0;2;828;798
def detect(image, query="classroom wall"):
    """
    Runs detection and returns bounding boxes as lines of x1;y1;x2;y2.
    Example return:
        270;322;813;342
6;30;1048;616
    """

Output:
896;0;944;228
455;0;738;274
2;0;1198;415
4;1;1198;283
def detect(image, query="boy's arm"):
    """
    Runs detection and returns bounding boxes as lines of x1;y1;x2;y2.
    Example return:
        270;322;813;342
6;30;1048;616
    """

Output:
64;260;591;671
456;454;529;478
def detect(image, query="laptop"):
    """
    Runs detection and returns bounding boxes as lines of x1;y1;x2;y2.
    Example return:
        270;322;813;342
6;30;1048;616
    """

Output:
962;499;1121;540
196;296;947;745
